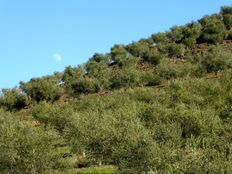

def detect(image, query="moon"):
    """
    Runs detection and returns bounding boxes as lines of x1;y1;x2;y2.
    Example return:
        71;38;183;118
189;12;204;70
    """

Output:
53;53;62;62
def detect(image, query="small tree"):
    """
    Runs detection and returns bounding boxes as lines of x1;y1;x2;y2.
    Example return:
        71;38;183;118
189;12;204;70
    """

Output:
62;66;99;96
70;77;99;94
111;44;139;68
166;43;185;59
223;14;232;30
221;6;232;15
20;73;62;102
151;32;170;44
0;111;60;174
154;59;181;81
220;6;232;31
111;67;141;89
181;22;202;47
199;46;232;75
169;25;185;43
85;60;112;91
0;88;28;111
126;42;150;58
199;15;226;44
89;53;111;63
143;48;163;65
111;44;128;59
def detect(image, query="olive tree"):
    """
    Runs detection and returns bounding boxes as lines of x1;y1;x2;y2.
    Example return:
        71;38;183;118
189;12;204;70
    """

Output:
0;110;60;174
20;73;62;102
181;22;202;47
0;88;28;111
62;66;99;96
85;54;112;90
221;6;232;27
199;15;226;44
199;46;232;75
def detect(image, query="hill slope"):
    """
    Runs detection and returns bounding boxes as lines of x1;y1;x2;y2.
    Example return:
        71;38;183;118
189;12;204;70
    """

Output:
1;5;232;174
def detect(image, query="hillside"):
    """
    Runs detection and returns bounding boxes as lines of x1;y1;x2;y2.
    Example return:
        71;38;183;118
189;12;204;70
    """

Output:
1;6;232;174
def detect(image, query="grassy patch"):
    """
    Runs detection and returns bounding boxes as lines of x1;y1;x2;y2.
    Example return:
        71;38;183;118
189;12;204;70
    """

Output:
76;166;116;174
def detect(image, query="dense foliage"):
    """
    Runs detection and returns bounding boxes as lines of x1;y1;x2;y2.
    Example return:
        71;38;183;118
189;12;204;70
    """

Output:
0;110;61;174
1;6;232;174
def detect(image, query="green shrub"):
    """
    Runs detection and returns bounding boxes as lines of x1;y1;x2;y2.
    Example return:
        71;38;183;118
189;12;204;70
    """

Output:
154;59;193;82
20;73;62;102
166;43;185;58
111;68;141;89
126;41;150;58
199;15;226;44
31;102;74;133
85;59;112;90
181;22;202;47
151;32;170;44
63;66;99;96
64;98;161;173
169;25;185;43
70;77;99;95
0;110;60;174
198;46;232;74
221;6;232;29
0;88;28;111
142;48;163;65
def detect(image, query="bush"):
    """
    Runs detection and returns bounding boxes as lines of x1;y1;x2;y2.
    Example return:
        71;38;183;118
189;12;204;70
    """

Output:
181;22;202;47
20;73;62;102
199;46;232;74
169;25;185;43
142;48;163;65
62;66;99;96
85;59;112;91
199;15;226;44
154;59;192;82
111;68;141;89
65;101;161;174
70;77;99;95
221;6;232;31
223;14;232;30
0;110;60;174
126;41;150;58
31;102;74;133
0;88;28;111
151;32;169;44
166;43;185;58
111;44;139;67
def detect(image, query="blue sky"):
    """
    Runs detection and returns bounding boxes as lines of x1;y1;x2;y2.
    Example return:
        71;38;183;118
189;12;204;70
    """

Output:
0;0;231;89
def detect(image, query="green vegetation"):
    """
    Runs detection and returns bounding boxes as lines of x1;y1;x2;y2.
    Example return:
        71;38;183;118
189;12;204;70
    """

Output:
1;6;232;174
0;110;61;174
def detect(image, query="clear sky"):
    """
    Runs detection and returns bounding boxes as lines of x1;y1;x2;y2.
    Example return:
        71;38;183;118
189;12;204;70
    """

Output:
0;0;231;89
